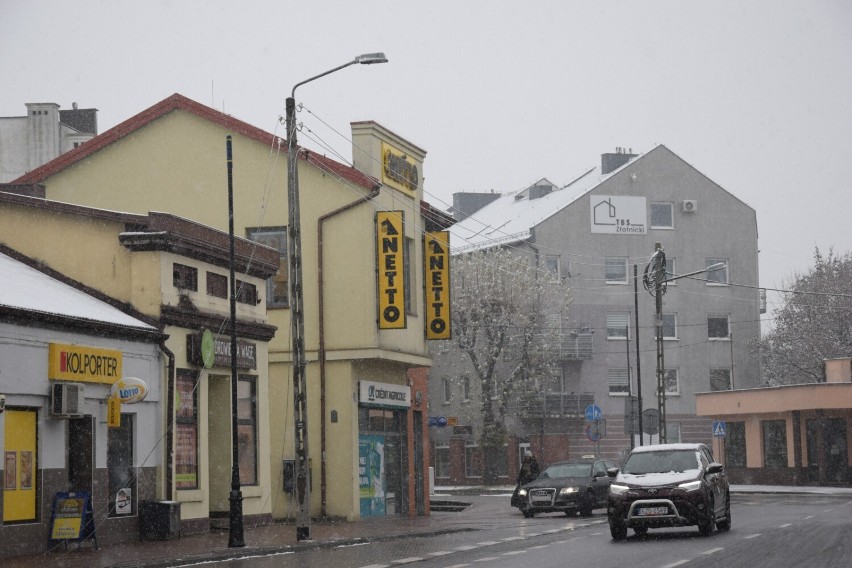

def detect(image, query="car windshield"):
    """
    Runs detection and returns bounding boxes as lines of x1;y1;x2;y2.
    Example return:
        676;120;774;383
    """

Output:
622;450;700;475
539;463;593;479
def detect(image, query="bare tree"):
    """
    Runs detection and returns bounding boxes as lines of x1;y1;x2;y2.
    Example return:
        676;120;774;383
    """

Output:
447;247;572;483
753;248;852;385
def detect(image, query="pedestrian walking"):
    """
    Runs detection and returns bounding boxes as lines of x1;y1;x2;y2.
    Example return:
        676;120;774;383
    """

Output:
511;450;541;507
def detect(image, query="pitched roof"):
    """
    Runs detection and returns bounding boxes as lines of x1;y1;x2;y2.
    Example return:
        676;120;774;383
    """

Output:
13;93;378;190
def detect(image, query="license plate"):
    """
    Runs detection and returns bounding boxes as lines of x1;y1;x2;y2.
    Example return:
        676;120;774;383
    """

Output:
636;506;668;516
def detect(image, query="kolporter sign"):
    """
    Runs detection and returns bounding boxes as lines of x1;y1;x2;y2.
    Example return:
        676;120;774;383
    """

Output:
424;231;451;340
48;343;122;384
376;211;407;329
359;380;410;408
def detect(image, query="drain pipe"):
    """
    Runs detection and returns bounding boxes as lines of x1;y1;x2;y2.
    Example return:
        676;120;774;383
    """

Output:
160;341;177;501
317;182;381;517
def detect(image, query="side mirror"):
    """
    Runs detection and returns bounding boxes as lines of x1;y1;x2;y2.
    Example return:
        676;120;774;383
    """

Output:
606;467;619;478
707;463;724;475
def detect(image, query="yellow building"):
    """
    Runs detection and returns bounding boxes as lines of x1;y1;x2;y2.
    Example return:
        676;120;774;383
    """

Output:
12;94;438;521
0;192;279;543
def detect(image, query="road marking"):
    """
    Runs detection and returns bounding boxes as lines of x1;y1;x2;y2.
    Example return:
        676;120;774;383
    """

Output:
503;550;526;556
661;561;690;568
476;541;500;546
455;545;479;551
528;544;548;550
590;532;604;536
391;558;423;565
501;536;525;542
779;523;792;528
804;515;814;519
473;558;500;563
744;534;761;539
543;528;562;534
443;564;470;568
701;547;724;555
359;565;389;568
428;551;453;557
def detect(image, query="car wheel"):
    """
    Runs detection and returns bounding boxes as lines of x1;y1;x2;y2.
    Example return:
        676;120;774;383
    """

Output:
522;509;532;518
716;492;732;531
633;527;648;537
579;492;594;517
609;518;628;540
698;499;715;536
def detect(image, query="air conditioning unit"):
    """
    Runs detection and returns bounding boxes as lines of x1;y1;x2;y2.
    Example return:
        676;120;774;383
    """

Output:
50;382;86;417
682;199;698;213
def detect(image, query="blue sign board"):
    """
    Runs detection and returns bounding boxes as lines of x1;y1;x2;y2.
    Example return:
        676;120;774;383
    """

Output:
713;420;726;438
585;404;603;421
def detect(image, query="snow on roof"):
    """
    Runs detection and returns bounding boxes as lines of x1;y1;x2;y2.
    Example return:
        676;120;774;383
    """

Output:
0;252;155;330
449;158;638;254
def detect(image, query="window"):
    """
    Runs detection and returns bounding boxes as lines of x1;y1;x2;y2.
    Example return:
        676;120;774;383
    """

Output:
665;257;677;285
664;368;679;395
710;368;732;391
465;443;482;478
708;315;730;339
607;313;630;339
442;378;452;403
462;375;471;402
762;420;788;468
107;413;135;516
494;445;509;478
650;202;673;228
236;280;258;305
173;263;198;292
175;370;199;489
706;258;728;285
725;421;746;467
246;227;288;307
545;255;560;279
207;272;228;299
434;443;450;478
655;313;677;339
608;368;629;395
605;257;628;284
666;423;681;443
237;376;258;485
404;237;415;315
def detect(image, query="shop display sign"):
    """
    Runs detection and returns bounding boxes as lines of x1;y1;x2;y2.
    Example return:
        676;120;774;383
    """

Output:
358;434;386;517
359;380;410;408
376;211;407;329
186;332;256;369
48;343;122;384
381;142;418;197
49;491;96;545
590;195;647;234
110;376;148;404
424;231;451;340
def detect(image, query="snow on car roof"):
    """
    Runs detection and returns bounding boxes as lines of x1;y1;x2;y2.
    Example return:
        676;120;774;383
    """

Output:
629;443;705;453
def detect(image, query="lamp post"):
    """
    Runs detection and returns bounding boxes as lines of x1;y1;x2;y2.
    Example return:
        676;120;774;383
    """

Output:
286;52;387;542
645;244;725;444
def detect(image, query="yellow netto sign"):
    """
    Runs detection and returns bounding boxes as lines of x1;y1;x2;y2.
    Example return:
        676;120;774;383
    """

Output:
48;343;122;384
381;142;418;197
376;211;407;329
424;231;451;340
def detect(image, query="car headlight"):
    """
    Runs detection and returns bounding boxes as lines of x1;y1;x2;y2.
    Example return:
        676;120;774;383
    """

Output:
609;483;629;495
677;480;702;491
518;488;528;496
559;487;578;495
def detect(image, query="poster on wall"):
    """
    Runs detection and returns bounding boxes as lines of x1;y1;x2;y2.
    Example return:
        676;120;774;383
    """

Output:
358;434;385;517
115;488;132;515
20;451;33;490
4;451;16;490
589;195;647;234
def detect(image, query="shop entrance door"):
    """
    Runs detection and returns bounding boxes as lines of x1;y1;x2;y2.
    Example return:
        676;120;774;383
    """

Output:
358;407;407;516
3;409;38;523
68;416;94;493
807;417;849;484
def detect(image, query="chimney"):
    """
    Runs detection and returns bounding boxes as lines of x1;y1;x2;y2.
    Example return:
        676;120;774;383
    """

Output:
528;184;553;200
601;146;637;174
451;191;501;221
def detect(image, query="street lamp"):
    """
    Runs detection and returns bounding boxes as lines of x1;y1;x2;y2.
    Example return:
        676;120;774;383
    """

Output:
286;52;388;542
644;243;726;444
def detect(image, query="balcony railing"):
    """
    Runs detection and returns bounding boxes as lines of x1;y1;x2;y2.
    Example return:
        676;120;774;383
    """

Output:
508;392;595;419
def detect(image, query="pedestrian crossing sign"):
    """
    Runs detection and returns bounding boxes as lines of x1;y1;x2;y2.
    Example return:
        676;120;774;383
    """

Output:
713;420;726;438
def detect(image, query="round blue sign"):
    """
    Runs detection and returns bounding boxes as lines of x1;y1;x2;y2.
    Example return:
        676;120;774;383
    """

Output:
436;416;448;427
585;404;603;421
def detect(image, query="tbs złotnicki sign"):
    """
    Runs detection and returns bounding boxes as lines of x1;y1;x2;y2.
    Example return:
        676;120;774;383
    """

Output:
424;231;451;340
48;343;122;384
590;195;647;234
359;380;410;408
376;211;407;329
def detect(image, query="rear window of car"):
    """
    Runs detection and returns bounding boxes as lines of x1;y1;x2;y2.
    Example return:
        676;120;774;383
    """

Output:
622;450;700;474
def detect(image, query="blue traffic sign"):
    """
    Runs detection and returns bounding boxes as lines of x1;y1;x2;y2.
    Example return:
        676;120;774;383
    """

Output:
585;404;603;421
712;420;726;438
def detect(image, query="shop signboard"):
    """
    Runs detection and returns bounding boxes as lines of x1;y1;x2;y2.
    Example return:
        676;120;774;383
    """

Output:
590;195;647;234
376;211;407;329
359;380;410;408
48;343;122;384
424;231;451;340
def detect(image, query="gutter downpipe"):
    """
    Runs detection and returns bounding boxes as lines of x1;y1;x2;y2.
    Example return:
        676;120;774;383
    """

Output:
317;182;382;517
160;340;177;501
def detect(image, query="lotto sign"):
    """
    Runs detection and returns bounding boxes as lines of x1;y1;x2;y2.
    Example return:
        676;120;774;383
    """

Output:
376;211;407;329
424;231;451;340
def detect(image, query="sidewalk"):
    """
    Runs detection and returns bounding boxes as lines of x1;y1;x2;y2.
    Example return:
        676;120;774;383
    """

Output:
5;484;851;568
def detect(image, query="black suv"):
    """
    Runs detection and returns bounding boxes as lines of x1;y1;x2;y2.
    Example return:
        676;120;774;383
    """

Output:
607;443;730;539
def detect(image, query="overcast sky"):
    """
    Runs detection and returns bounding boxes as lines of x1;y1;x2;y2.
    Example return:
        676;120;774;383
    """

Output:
2;0;850;320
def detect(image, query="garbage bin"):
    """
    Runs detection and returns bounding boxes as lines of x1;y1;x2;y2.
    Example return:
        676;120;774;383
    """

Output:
140;500;181;540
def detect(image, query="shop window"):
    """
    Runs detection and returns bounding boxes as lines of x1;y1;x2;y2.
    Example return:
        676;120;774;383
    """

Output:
207;272;228;299
434;443;451;478
708;314;730;339
725;421;746;467
762;420;788;468
605;257;628;284
465;444;482;478
607;313;629;339
107;413;135;516
175;370;199;490
608;368;629;396
246;226;288;308
238;376;258;485
173;263;198;292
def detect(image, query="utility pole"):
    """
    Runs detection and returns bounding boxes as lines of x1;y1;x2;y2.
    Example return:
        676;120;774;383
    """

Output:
633;264;643;446
653;243;667;444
